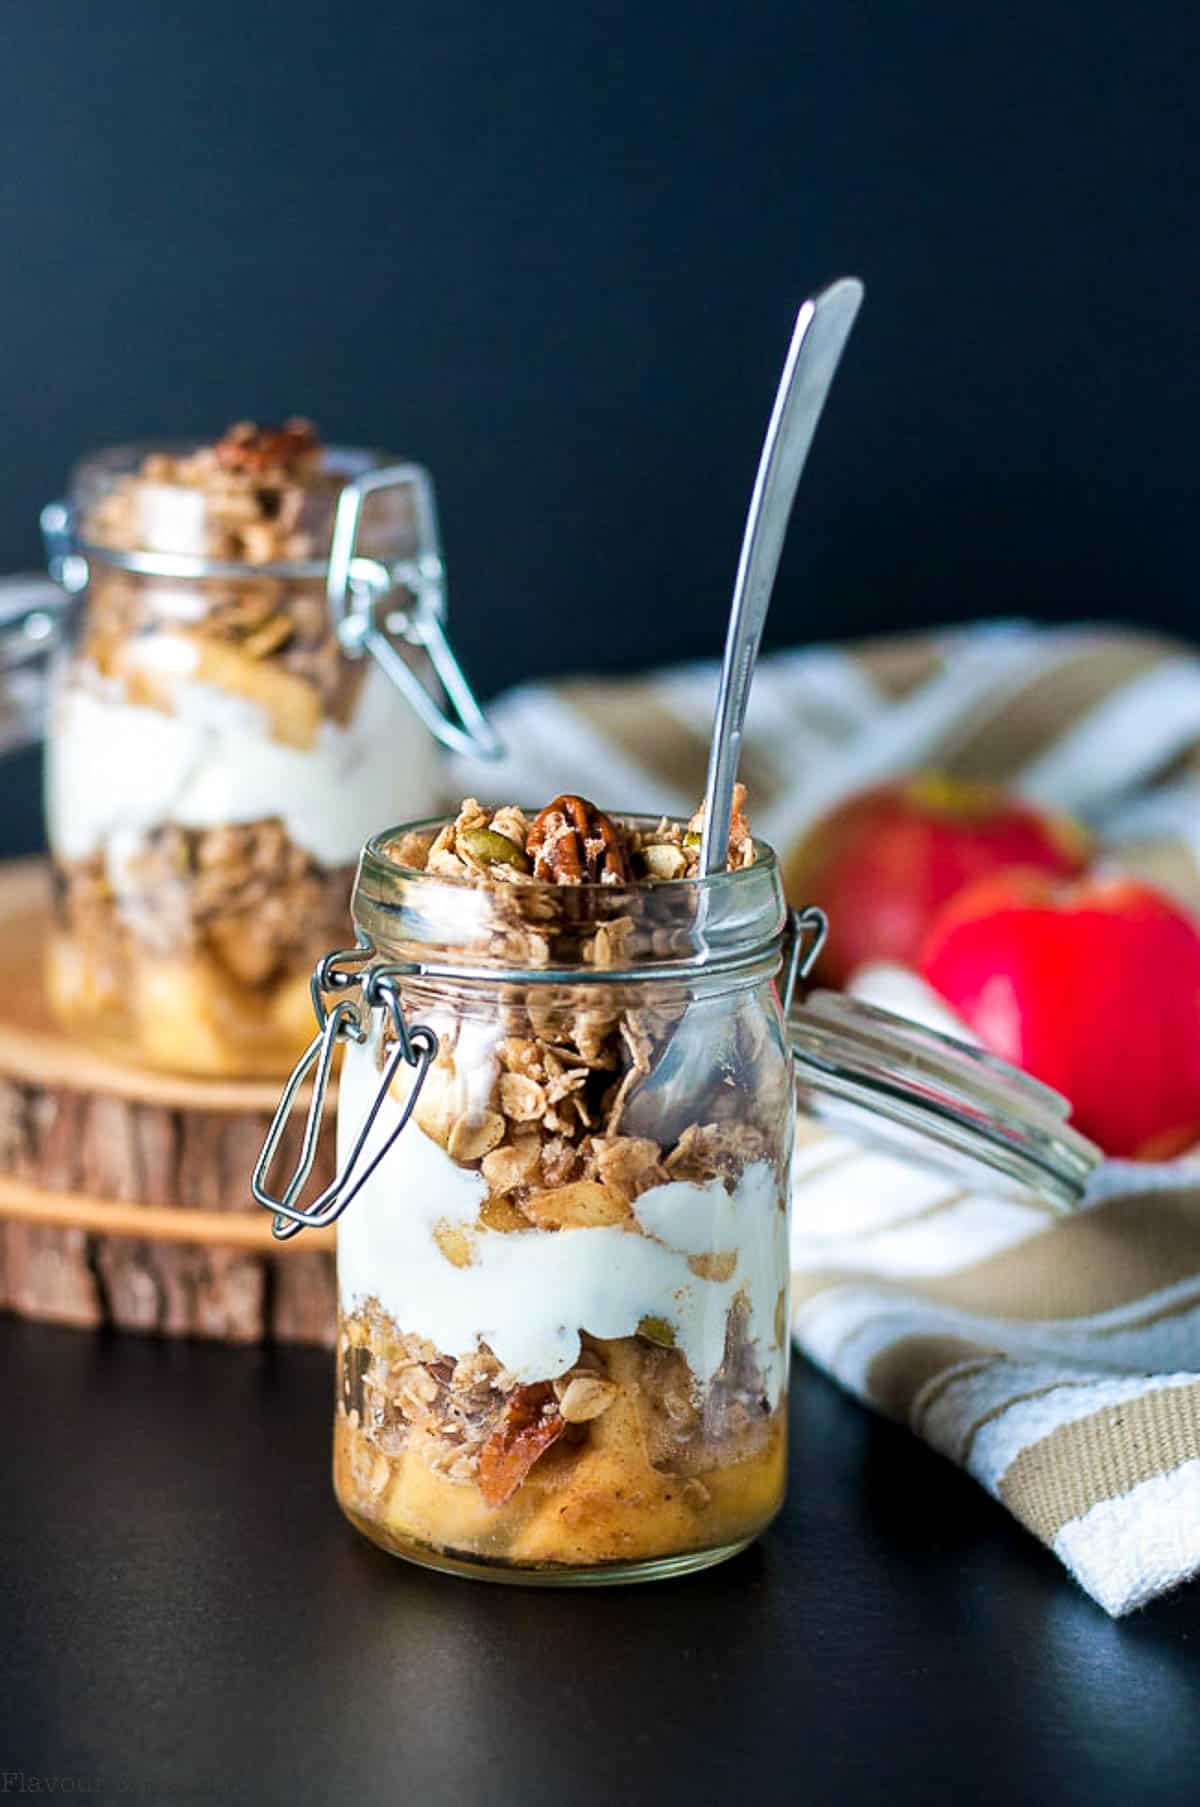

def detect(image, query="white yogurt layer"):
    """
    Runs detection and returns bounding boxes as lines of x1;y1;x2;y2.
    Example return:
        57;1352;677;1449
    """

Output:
336;1023;789;1404
47;658;438;870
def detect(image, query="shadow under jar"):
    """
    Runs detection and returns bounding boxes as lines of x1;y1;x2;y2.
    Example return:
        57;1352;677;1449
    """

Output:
38;422;493;1078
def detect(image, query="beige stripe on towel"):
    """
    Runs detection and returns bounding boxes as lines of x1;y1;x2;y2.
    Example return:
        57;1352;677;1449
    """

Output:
865;1337;999;1419
943;637;1174;783
999;1382;1200;1542
795;1190;1200;1321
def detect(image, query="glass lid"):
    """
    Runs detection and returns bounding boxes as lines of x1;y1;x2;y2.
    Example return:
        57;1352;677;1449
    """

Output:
789;989;1101;1213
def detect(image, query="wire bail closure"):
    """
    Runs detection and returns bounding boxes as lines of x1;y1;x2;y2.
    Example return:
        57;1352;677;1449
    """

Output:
0;573;71;677
781;905;828;1017
325;465;502;760
251;947;438;1242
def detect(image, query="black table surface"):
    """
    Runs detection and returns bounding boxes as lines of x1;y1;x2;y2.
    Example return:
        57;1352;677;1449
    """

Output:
3;1315;1198;1807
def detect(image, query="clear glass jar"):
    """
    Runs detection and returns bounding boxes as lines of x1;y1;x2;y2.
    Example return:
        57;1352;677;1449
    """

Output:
261;814;797;1582
255;812;1099;1586
32;422;496;1078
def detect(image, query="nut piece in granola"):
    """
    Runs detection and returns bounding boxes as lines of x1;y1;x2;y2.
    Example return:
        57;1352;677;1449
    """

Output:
213;418;320;476
527;795;633;885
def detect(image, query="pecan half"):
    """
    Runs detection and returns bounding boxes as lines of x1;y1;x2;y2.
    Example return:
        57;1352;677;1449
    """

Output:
214;418;319;475
476;1383;566;1506
527;794;632;885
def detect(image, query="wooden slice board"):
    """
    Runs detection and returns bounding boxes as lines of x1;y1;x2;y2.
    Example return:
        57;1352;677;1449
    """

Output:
0;860;337;1345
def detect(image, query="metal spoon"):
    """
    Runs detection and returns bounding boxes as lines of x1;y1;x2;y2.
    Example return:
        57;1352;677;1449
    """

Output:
699;277;864;872
621;278;863;1141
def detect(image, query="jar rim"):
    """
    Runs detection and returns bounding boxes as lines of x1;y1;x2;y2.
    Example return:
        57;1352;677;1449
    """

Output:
71;438;396;492
66;440;415;581
351;812;789;987
361;813;782;894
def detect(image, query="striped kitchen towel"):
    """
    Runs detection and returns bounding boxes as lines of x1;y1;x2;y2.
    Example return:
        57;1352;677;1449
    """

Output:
453;618;1200;1615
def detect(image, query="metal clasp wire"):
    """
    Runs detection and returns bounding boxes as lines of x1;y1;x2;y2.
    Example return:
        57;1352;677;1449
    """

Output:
781;905;828;1019
0;569;75;756
326;464;502;761
0;516;79;679
251;956;438;1242
40;500;91;598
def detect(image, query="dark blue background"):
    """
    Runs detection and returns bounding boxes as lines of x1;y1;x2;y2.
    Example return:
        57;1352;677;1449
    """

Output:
0;0;1196;715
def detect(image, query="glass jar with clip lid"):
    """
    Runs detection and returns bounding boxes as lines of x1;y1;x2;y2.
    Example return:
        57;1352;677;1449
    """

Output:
16;420;499;1078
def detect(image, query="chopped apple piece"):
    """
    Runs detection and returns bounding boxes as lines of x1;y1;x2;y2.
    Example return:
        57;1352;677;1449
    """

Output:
193;637;321;748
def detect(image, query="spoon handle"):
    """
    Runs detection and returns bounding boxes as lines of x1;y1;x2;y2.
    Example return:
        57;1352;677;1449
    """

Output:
699;277;864;875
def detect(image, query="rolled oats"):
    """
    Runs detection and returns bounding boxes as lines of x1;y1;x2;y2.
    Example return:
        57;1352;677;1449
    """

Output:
480;1136;542;1194
446;1111;506;1164
498;1072;548;1122
557;1375;618;1423
478;1193;531;1232
587;1135;664;1198
540;1136;582;1187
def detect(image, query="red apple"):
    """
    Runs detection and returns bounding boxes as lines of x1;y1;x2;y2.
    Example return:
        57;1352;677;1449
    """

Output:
783;774;1089;985
920;871;1200;1159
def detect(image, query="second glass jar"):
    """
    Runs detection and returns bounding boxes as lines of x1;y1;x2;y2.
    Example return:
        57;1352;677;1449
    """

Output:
41;423;469;1078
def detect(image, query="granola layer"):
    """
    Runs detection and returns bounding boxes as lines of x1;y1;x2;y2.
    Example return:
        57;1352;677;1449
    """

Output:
334;1313;786;1571
49;820;354;1079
